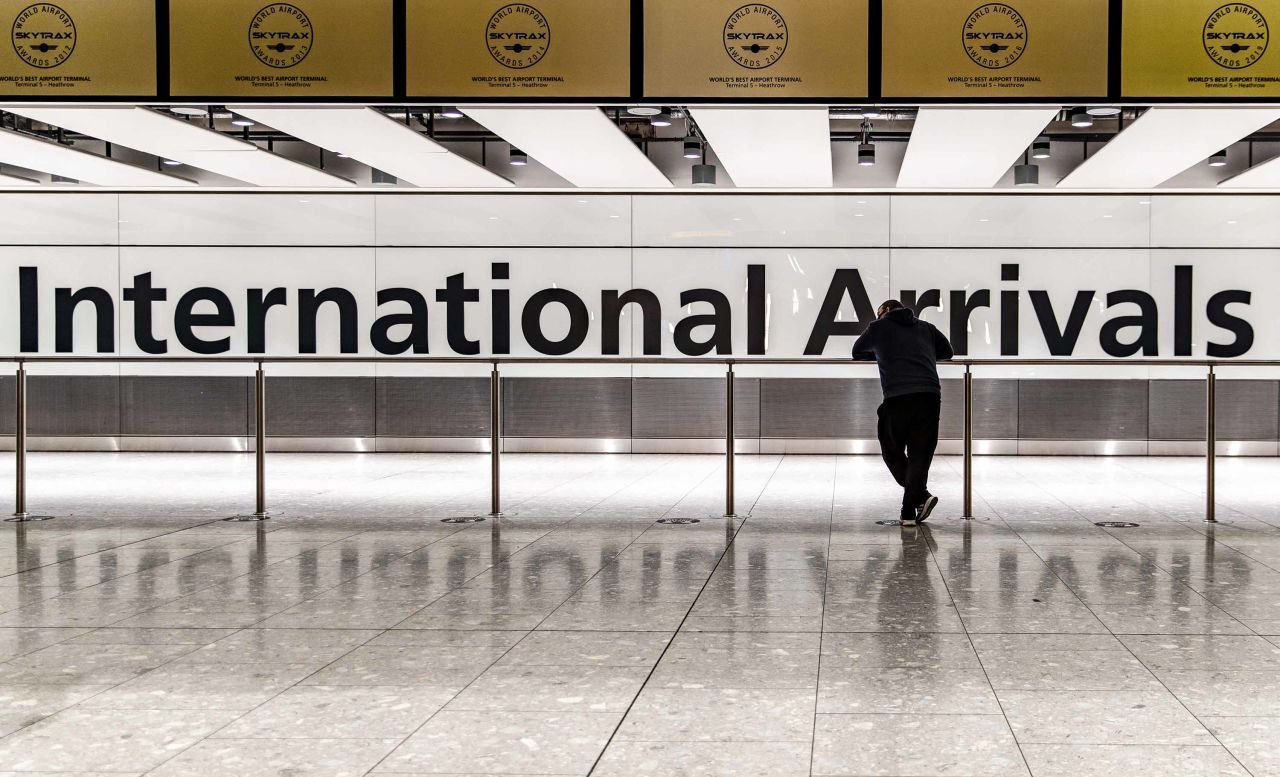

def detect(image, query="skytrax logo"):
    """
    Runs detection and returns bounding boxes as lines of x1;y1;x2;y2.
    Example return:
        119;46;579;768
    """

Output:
249;3;313;69
963;3;1027;69
1204;3;1268;69
11;3;75;69
724;4;788;69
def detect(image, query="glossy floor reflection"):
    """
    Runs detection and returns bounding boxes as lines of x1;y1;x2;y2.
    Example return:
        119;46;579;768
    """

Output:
0;452;1275;775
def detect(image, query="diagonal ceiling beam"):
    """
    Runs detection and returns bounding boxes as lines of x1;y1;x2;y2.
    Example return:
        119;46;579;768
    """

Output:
461;106;672;189
897;107;1059;189
0;127;193;187
3;105;353;187
1059;107;1280;189
688;108;832;188
230;106;512;189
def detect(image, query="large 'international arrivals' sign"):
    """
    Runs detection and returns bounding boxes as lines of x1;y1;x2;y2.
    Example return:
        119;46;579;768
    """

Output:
407;0;631;98
1124;0;1280;96
169;0;394;97
0;0;156;96
643;0;868;98
5;254;1258;360
882;0;1109;98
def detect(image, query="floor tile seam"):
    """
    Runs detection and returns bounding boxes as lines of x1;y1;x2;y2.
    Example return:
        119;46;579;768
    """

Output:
582;457;781;776
360;462;733;777
136;629;393;775
0;670;143;745
1077;574;1260;777
809;455;839;777
924;525;1037;777
1071;529;1263;637
494;452;670;516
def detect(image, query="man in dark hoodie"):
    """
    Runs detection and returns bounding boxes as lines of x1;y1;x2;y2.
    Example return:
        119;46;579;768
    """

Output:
852;300;955;525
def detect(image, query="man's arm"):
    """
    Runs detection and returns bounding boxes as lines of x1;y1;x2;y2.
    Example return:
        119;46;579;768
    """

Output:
852;323;877;361
932;324;955;362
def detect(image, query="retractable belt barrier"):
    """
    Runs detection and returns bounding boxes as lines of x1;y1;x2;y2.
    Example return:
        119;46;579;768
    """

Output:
5;356;1268;524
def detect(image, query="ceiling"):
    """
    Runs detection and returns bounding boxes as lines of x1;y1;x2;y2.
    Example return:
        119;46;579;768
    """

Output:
1;104;1280;192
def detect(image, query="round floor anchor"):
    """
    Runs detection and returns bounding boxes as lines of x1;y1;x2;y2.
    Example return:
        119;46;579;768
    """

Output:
225;512;273;522
441;516;486;524
658;518;701;525
1095;521;1140;528
5;514;54;523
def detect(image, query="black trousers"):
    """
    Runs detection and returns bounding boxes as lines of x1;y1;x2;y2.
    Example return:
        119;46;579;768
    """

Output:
876;392;941;516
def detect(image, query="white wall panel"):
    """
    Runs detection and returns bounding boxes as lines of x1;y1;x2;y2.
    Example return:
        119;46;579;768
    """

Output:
376;248;632;377
0;247;119;356
632;195;889;248
893;249;1153;379
1151;196;1280;248
890;196;1151;248
118;248;376;377
1150;249;1280;379
119;195;375;246
0;194;119;245
632;248;890;378
376;195;630;247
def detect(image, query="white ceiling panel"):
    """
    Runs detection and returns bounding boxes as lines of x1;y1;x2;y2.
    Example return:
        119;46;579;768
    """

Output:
461;106;672;189
897;107;1058;189
1059;107;1280;189
688;108;832;188
229;106;511;188
4;105;353;187
0;127;193;187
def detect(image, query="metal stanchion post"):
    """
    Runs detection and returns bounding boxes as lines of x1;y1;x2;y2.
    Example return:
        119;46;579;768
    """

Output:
1206;365;1217;524
489;362;502;518
724;362;737;519
8;361;52;523
228;361;270;521
963;364;973;519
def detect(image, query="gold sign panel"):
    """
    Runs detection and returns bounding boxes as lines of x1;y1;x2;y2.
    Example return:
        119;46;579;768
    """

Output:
170;0;393;97
0;0;155;96
1124;0;1280;96
408;0;630;98
883;0;1108;98
644;0;868;98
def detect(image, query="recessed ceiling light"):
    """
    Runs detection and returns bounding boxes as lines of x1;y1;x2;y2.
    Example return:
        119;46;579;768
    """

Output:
650;110;673;128
509;147;527;166
230;116;254;127
1208;148;1228;167
169;106;208;117
162;159;180;167
440;106;464;119
626;106;663;117
1086;106;1122;117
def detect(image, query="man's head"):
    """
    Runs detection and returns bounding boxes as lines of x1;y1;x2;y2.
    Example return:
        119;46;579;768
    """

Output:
877;299;906;319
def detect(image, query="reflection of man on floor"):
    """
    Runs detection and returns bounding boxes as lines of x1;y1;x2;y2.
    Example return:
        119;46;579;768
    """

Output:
853;300;954;526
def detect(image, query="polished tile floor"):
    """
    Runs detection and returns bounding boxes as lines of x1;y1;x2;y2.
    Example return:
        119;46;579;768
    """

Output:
0;452;1274;775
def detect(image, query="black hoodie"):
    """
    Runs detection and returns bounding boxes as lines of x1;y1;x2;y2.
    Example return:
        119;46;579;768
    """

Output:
851;308;955;399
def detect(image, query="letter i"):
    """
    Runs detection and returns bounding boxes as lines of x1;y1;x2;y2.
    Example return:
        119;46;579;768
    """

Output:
1000;263;1020;356
492;262;510;355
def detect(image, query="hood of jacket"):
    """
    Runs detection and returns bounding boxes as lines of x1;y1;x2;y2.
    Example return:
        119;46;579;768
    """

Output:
885;308;917;326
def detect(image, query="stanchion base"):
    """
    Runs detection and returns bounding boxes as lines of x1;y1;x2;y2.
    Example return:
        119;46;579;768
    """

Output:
226;512;273;522
6;513;54;523
1204;518;1219;524
722;513;741;520
441;516;486;524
